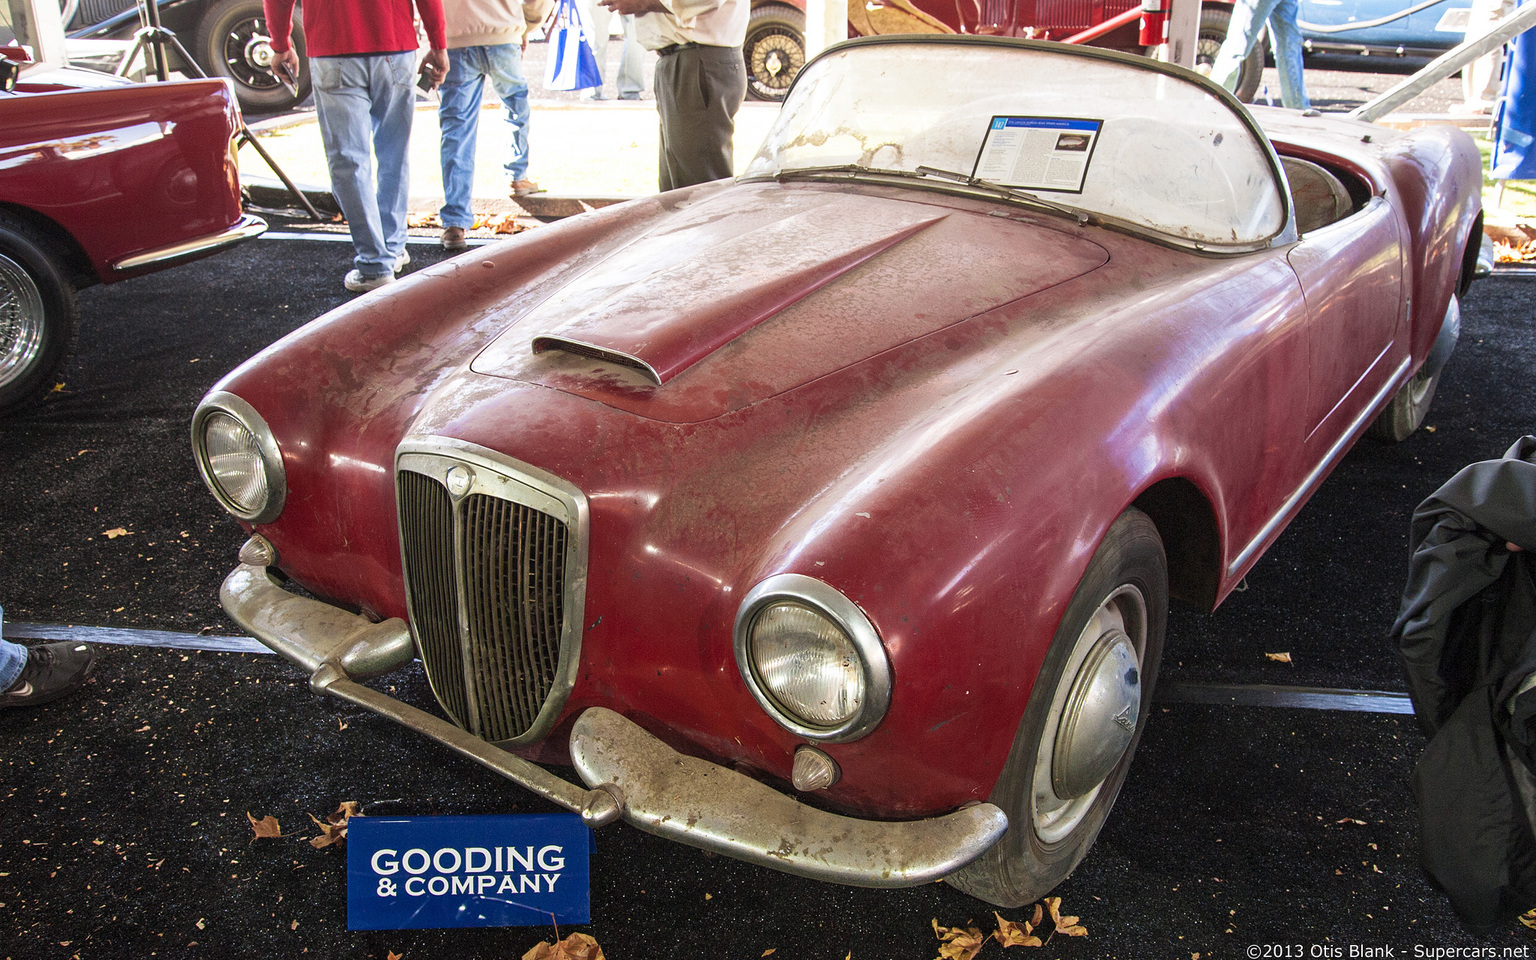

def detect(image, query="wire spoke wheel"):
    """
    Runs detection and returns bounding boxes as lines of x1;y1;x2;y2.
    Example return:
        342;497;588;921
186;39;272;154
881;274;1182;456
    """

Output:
0;252;46;390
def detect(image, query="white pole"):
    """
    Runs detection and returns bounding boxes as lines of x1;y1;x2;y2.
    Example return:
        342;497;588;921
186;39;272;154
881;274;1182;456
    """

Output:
803;0;848;61
1163;0;1200;68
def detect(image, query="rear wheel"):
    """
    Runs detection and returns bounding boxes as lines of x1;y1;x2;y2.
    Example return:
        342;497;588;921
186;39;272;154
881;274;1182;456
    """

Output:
1369;297;1458;442
1197;6;1264;103
0;216;79;414
743;3;806;102
945;509;1167;907
194;0;310;114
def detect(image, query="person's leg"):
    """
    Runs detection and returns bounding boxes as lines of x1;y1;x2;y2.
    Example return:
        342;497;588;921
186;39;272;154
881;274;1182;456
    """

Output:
1266;0;1311;109
655;52;675;191
370;51;418;270
655;45;746;191
1209;0;1276;93
0;640;22;691
616;15;645;99
438;47;488;230
0;604;24;692
581;0;612;98
485;43;533;184
311;55;393;279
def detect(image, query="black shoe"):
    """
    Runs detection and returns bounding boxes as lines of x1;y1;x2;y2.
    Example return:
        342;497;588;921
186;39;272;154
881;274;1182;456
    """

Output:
1;641;95;707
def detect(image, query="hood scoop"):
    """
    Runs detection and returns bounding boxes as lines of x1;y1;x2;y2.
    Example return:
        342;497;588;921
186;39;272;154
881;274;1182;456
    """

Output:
479;196;948;386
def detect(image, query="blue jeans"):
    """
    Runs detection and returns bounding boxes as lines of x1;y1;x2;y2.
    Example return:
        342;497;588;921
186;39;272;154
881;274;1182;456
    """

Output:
1211;0;1310;110
311;52;417;278
0;607;24;691
438;44;531;229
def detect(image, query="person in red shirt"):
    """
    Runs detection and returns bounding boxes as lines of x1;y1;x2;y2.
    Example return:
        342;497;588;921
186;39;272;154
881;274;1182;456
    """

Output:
266;0;451;292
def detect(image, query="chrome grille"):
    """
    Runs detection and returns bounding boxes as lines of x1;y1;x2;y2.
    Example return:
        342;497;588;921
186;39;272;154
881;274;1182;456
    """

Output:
460;494;568;741
396;445;586;744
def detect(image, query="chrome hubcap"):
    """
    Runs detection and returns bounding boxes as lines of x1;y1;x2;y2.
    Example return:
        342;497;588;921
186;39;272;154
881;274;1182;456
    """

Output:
0;252;45;391
1032;583;1146;844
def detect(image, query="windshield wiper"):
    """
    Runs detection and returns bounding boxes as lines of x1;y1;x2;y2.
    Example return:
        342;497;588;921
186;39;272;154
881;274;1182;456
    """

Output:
770;163;1092;225
772;163;911;181
914;165;1091;225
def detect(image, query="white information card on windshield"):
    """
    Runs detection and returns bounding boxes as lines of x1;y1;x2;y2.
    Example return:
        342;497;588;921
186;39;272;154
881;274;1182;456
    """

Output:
972;117;1103;194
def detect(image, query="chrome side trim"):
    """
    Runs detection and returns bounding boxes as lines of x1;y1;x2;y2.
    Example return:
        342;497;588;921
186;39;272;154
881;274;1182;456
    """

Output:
570;707;1009;887
1227;356;1411;577
111;214;267;272
734;573;893;743
395;437;589;748
531;335;663;386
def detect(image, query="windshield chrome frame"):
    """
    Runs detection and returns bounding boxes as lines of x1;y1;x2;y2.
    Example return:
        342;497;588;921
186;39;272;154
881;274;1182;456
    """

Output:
740;35;1298;254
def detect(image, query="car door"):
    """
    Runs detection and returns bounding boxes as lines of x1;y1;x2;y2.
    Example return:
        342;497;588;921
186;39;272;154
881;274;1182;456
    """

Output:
1286;195;1406;447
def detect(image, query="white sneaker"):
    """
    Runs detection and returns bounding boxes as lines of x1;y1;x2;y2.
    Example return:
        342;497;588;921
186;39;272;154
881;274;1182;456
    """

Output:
344;269;395;293
394;248;411;273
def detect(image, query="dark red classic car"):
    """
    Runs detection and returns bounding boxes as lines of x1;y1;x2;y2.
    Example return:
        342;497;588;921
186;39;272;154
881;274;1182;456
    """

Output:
0;0;264;413
193;38;1482;905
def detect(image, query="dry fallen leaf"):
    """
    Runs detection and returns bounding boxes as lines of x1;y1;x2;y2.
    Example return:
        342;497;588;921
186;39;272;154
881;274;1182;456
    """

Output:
993;910;1043;948
762;951;777;957
1045;897;1087;938
247;812;282;841
103;528;130;539
932;918;988;960
1520;909;1536;931
522;932;605;960
388;952;404;960
1336;818;1367;826
488;213;527;235
308;801;362;849
1494;238;1536;263
1265;652;1293;664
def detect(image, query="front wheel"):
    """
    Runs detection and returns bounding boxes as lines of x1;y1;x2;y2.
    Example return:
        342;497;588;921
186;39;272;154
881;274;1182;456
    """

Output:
743;3;806;102
0;216;80;415
945;509;1167;907
194;0;310;114
1196;6;1264;103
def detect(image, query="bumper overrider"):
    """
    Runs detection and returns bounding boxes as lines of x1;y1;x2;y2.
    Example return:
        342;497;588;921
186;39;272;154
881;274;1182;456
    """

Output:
221;538;1010;888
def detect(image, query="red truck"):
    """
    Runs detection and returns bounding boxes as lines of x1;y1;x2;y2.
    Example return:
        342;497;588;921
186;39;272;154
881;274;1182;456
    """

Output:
744;0;1262;102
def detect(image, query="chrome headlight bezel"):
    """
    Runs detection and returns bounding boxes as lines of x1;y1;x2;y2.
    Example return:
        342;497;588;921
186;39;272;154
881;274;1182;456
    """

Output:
191;390;285;524
733;573;891;743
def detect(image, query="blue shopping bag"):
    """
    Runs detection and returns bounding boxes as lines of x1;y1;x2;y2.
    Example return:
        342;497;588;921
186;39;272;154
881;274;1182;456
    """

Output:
544;0;603;91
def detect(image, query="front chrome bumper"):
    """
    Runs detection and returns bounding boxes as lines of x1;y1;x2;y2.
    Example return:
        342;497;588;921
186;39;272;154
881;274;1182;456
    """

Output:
220;541;1010;888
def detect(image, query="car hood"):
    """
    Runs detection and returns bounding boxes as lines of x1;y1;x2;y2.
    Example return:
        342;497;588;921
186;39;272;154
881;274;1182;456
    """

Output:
469;184;1109;423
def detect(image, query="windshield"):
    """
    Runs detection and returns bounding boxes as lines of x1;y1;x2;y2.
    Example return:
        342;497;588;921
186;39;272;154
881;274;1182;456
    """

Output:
742;38;1288;249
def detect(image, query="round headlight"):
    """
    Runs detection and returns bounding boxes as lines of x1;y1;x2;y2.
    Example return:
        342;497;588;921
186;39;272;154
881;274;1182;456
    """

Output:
749;602;864;726
192;391;285;523
734;574;891;742
204;411;267;512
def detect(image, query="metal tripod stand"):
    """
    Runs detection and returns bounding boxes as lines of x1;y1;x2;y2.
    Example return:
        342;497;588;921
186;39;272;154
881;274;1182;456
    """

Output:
119;0;325;221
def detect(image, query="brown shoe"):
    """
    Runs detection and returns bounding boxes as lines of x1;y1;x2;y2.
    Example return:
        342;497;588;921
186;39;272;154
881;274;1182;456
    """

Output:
511;179;545;197
441;226;467;251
